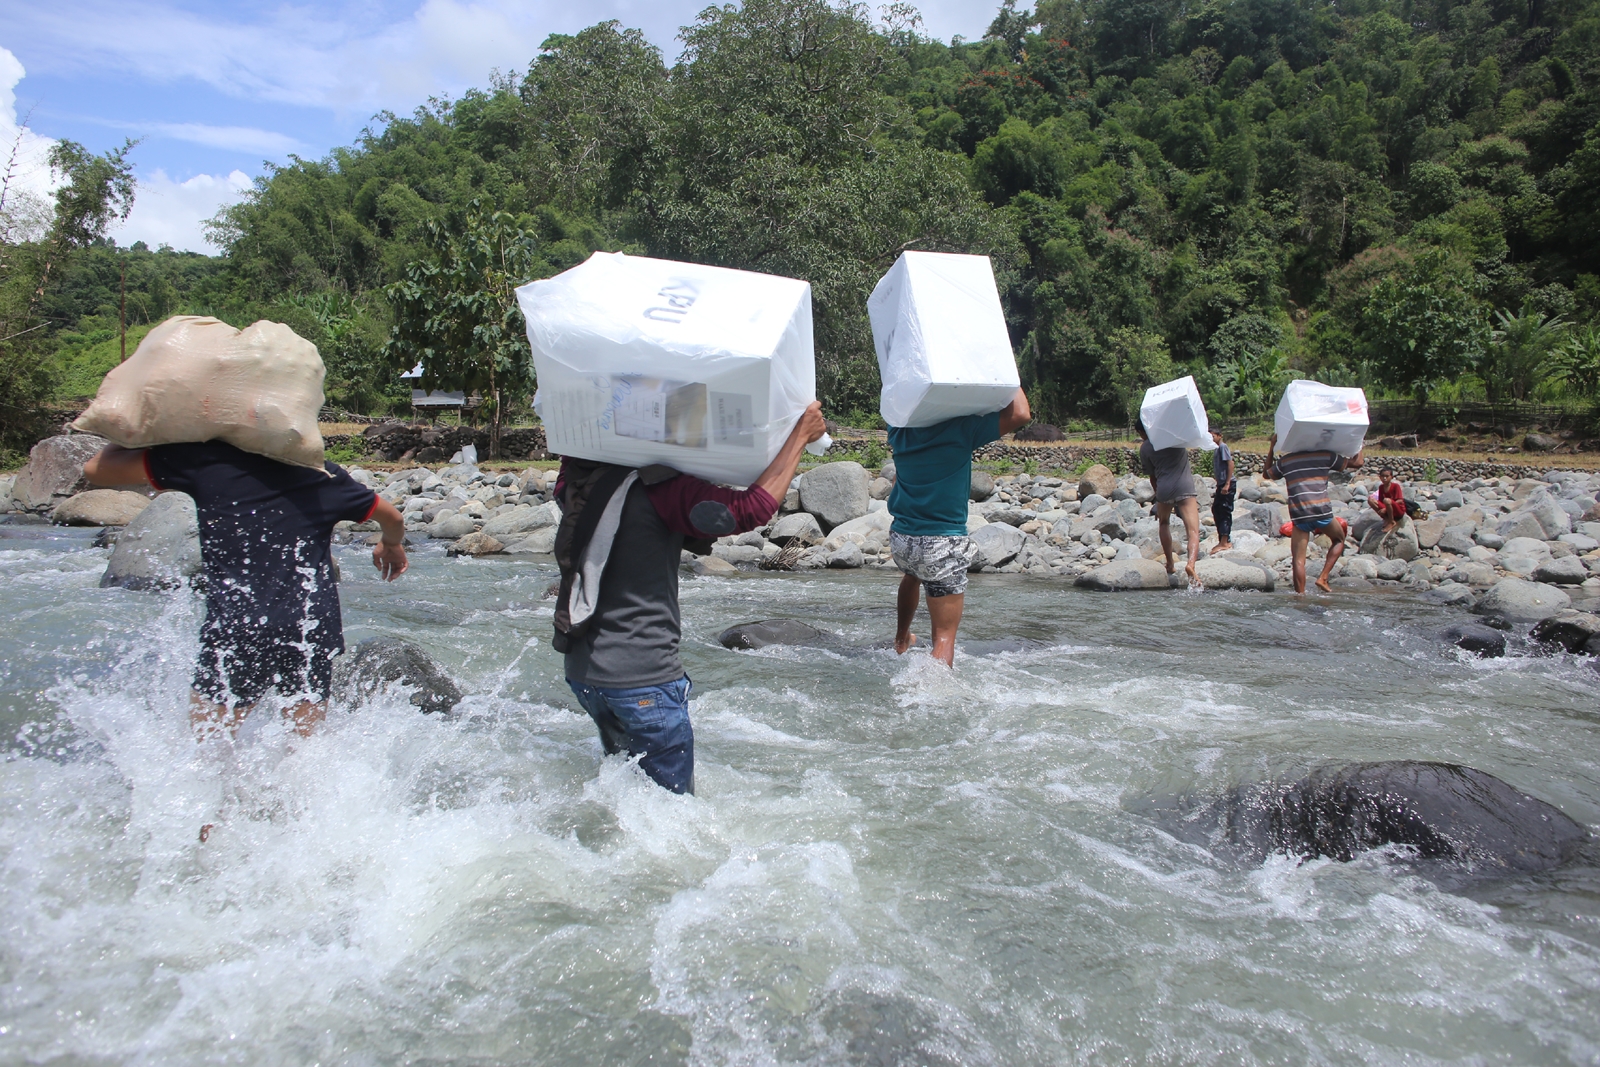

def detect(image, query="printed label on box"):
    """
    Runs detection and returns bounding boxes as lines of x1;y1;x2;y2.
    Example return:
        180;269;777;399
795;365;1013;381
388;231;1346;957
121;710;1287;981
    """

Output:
710;392;755;448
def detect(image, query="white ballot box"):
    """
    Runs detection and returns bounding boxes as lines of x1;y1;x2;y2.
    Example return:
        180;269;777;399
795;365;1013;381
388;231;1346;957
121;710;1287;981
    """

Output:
517;252;815;486
1139;375;1215;451
1274;380;1369;455
868;251;1020;429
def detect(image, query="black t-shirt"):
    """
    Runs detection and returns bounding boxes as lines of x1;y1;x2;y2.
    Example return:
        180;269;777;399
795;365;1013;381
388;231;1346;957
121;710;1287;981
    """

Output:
145;441;377;652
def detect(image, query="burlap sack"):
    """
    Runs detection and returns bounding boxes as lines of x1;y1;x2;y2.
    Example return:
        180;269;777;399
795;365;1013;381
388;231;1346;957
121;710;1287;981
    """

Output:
73;316;327;470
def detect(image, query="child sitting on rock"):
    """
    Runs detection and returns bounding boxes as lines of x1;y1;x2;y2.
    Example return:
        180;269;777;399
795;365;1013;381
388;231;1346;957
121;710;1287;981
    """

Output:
1368;467;1406;533
84;441;409;740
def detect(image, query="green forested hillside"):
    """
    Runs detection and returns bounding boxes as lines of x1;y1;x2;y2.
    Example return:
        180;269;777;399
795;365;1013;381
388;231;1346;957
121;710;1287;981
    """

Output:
25;0;1600;430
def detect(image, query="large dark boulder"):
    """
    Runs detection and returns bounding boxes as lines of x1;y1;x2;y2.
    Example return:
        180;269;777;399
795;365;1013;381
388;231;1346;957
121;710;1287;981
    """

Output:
1014;422;1064;442
1137;761;1585;876
101;491;201;590
331;636;463;715
717;619;844;651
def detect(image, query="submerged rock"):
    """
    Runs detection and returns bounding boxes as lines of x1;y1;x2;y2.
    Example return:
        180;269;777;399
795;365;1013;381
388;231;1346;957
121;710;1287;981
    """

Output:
1529;610;1600;654
1074;558;1169;591
1439;622;1507;658
1139;761;1586;876
717;619;844;651
331;636;463;715
100;491;201;590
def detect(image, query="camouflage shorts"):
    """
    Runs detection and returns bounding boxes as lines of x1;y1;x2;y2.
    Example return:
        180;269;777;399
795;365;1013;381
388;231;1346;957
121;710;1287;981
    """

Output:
889;532;976;598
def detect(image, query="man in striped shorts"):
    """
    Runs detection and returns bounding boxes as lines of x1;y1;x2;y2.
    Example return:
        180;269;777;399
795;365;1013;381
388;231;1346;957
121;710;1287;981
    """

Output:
1263;432;1366;593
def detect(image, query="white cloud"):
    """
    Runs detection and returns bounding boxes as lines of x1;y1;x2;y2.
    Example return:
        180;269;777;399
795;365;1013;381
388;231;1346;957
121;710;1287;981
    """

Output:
0;46;60;240
111;168;253;253
148;122;303;156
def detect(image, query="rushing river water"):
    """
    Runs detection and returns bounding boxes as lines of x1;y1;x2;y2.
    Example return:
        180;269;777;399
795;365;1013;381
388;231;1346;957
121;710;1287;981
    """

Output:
3;519;1599;1065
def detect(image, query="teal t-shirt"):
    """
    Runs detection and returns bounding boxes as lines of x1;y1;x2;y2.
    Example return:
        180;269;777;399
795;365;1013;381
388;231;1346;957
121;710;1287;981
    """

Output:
886;412;1002;536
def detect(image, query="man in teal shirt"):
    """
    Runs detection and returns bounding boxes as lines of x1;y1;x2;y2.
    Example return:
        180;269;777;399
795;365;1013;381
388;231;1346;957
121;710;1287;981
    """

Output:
888;388;1031;666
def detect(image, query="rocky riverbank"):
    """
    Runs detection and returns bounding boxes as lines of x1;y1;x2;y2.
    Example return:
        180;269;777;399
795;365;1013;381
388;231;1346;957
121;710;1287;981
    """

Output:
6;432;1599;654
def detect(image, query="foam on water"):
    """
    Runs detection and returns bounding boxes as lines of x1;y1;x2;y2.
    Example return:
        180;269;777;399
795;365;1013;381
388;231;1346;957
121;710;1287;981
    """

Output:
3;533;1600;1064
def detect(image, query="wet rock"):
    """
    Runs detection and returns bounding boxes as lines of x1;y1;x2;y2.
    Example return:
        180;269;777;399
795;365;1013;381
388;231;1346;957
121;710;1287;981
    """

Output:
1193;558;1275;591
331;636;463;715
769;511;824;545
52;489;149;527
1330;576;1375;591
1534;555;1589;585
100;491;201;591
970;521;1024;567
970;470;995;501
1142;761;1586;875
1440;622;1506;657
717;619;839;650
10;434;108;513
799;462;870;531
1475;578;1572;623
1529;610;1600;653
447;531;504;557
1077;464;1117;500
1074;558;1169;591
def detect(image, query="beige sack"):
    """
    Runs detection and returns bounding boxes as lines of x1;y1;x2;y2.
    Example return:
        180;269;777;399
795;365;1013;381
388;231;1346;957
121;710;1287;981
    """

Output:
73;316;327;470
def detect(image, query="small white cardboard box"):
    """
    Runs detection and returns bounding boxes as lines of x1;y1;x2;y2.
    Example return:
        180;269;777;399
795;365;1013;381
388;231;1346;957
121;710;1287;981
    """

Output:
517;252;815;486
869;251;1020;429
1274;380;1369;455
1139;375;1215;451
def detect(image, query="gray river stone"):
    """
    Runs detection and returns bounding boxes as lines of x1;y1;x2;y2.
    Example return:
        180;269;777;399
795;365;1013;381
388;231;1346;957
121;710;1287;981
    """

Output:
717;619;845;651
1074;558;1169;591
11;434;108;513
52;489;150;527
769;511;824;545
1193;558;1275;591
1437;526;1477;555
970;522;1024;567
1138;761;1586;877
1533;555;1589;585
100;491;201;591
1475;578;1572;624
799;462;870;531
1439;622;1507;657
330;636;463;715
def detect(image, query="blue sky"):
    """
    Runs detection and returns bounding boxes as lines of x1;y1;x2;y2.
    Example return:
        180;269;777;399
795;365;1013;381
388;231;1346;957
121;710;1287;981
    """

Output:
0;0;1004;254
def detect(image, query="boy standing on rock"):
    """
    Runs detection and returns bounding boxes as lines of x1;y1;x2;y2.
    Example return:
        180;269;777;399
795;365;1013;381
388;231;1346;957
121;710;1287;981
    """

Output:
83;441;410;739
1136;419;1202;583
888;388;1031;667
1210;429;1236;551
1263;432;1365;593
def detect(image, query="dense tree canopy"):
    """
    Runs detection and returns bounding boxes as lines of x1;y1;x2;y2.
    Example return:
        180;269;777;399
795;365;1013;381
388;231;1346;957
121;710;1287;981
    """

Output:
24;0;1600;433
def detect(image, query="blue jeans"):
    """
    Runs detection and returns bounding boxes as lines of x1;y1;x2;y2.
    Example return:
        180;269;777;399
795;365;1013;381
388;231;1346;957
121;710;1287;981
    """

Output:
567;676;695;794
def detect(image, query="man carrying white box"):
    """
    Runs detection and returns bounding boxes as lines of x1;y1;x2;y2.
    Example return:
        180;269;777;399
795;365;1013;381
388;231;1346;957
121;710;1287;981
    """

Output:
867;251;1031;666
1263;381;1369;594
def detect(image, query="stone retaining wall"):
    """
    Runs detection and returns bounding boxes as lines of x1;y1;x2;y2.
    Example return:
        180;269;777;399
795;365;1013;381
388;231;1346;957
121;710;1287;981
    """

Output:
971;442;1556;482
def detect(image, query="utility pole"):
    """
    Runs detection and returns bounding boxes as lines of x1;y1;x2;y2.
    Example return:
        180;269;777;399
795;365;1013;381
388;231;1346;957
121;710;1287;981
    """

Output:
119;257;127;361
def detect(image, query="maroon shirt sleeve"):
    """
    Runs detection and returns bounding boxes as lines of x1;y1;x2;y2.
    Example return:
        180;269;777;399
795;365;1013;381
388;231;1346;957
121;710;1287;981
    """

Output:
645;475;779;537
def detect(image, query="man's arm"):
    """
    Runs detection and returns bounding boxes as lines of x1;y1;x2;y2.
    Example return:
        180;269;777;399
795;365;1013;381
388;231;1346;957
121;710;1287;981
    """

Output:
754;401;826;503
83;444;151;488
997;388;1031;437
370;497;408;581
1345;448;1365;471
1263;433;1279;480
1223;455;1235;490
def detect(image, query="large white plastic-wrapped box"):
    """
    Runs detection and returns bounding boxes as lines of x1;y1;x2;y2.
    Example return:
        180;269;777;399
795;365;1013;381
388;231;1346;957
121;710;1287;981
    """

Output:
72;315;326;469
868;251;1020;429
517;252;814;486
1139;375;1215;451
1274;380;1369;455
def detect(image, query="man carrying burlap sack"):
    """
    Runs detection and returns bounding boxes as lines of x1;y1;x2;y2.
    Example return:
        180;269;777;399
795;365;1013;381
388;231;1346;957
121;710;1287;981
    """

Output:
77;316;410;743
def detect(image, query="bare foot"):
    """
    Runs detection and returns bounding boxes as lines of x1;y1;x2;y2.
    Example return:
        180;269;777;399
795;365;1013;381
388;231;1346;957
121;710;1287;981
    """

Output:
1314;576;1333;593
1164;555;1176;575
894;632;918;655
1381;522;1395;535
1216;541;1232;551
1185;561;1197;584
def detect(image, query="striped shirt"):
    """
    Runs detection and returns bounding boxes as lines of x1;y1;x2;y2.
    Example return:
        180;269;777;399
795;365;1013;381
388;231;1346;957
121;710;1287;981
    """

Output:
1267;450;1350;524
